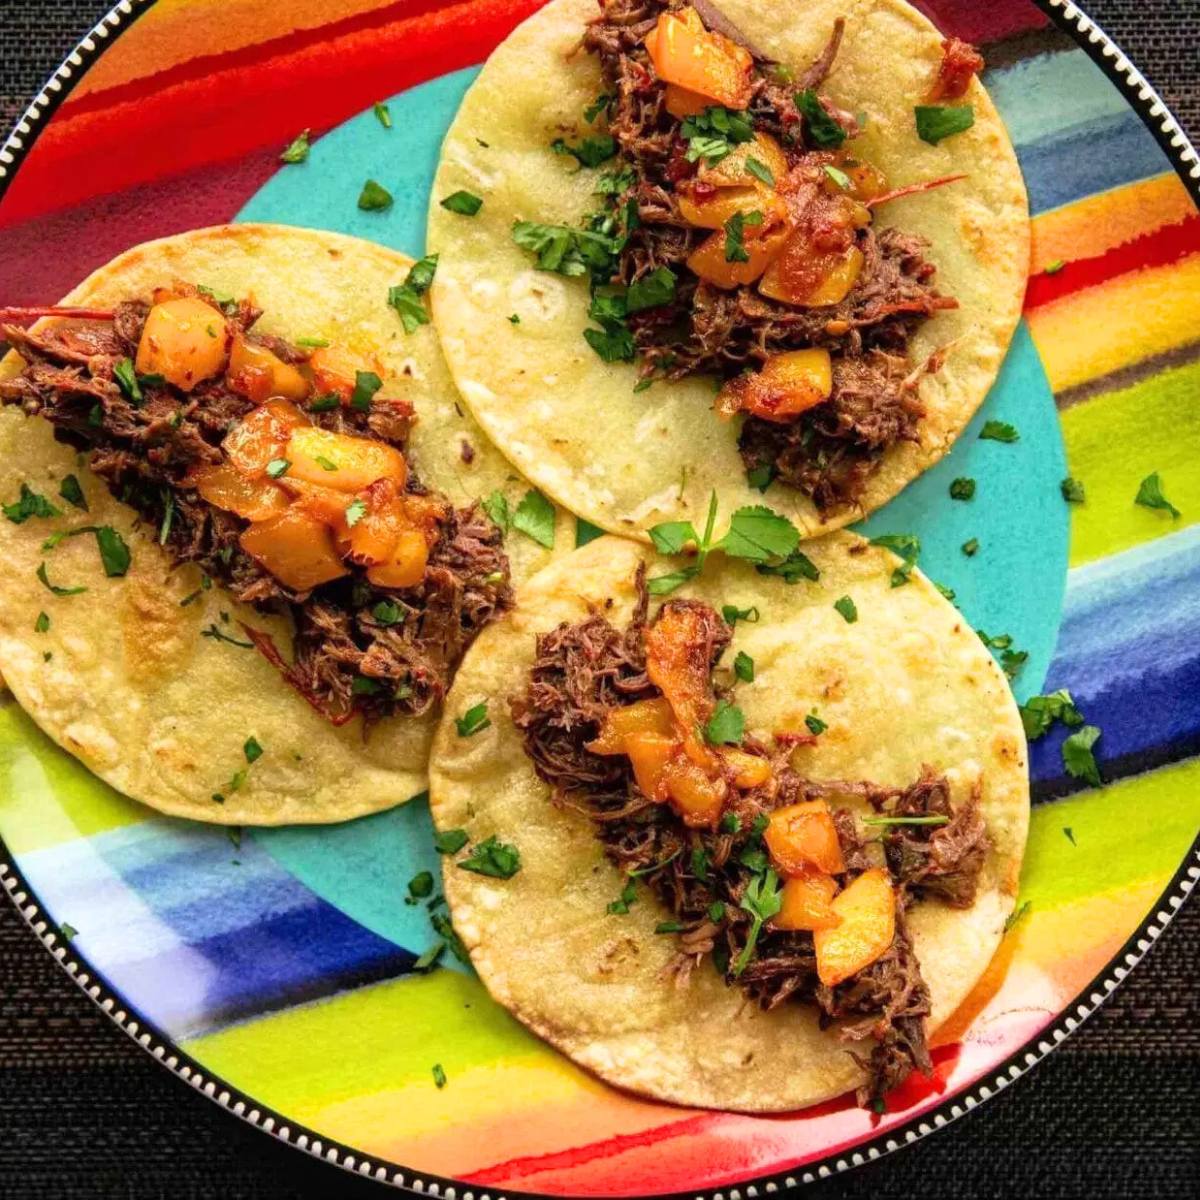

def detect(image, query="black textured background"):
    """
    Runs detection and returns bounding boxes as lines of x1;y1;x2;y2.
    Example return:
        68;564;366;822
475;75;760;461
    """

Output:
0;2;1197;1197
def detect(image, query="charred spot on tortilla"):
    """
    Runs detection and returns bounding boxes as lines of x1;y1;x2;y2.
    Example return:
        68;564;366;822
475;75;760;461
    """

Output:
0;281;513;727
509;561;990;1107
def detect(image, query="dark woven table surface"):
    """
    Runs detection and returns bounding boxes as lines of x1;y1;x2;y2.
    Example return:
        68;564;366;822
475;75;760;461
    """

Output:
1;2;1198;1197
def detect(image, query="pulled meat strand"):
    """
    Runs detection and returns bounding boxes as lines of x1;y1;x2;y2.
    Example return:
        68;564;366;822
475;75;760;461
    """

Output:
0;303;511;725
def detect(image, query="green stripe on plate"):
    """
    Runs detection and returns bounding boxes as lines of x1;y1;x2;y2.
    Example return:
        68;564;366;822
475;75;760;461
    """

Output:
1062;360;1200;567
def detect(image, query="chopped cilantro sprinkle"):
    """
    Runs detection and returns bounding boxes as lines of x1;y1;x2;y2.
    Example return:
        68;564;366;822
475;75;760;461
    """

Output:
34;611;50;633
372;599;403;626
746;156;775;187
721;603;759;627
482;490;510;531
655;920;685;934
551;134;617;167
36;562;86;596
704;700;744;745
1062;724;1102;787
432;1063;447;1089
823;164;851;190
440;190;484;216
243;736;263;764
408;871;434;900
746;463;775;493
979;419;1019;443
962;537;980;556
869;533;921;587
805;711;827;735
280;129;312;163
3;483;61;524
296;336;329;348
1134;471;1180;518
733;868;782;975
1061;476;1085;504
308;393;340;413
458;834;521;879
734;651;755;682
265;458;290;479
607;879;638;914
795;90;846;148
1044;259;1065;275
413;942;444;971
350;370;382;412
834;595;858;623
315;456;338;472
455;702;491;737
357;178;393;210
1004;900;1031;932
626;266;677;313
949;477;976;501
680;105;755;163
58;475;87;511
373;102;392;129
387;253;439;333
434;828;469;855
914;104;975;144
512;489;556;548
344;498;368;528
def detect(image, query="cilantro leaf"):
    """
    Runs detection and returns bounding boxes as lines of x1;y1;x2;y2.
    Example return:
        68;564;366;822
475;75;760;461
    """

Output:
724;210;752;263
869;533;920;587
458;835;522;879
1134;472;1180;518
949;477;976;501
430;911;469;963
408;871;434;900
59;475;87;511
434;829;469;855
387;254;439;334
733;651;755;682
95;527;131;577
34;611;50;633
1061;477;1085;504
243;736;263;763
733;868;782;976
350;370;382;412
746;463;775;493
756;548;819;584
607;879;638;915
1019;689;1084;740
915;104;975;144
373;102;392;129
626;267;677;313
512;220;620;279
358;178;393;210
265;458;290;479
648;520;698;556
1062;723;1102;787
455;702;491;738
962;537;980;557
344;498;368;528
823;164;851;190
795;90;846;148
745;156;775;187
833;595;858;623
512;489;556;548
717;505;800;563
482;490;510;531
280;129;312;163
721;603;759;627
680;106;755;163
372;599;403;626
979;419;1019;443
583;322;635;362
646;566;700;596
551;134;617;168
584;93;612;123
3;483;61;524
805;711;827;735
440;190;483;216
704;700;744;745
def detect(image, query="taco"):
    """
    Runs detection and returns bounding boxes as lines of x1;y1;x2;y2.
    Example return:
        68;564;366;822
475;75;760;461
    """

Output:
428;0;1028;540
429;534;1028;1110
0;224;564;824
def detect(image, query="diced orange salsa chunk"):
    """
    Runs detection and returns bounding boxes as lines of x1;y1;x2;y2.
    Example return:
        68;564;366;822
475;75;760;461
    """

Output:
625;731;679;802
715;348;833;423
644;604;720;769
135;297;229;392
678;185;774;231
587;697;677;755
700;132;789;189
346;478;407;566
285;425;407;492
366;528;429;590
814;868;896;986
227;332;309;403
645;7;753;111
187;462;290;522
687;218;792;290
764;799;846;877
223;399;309;476
239;507;350;591
662;755;727;827
307;344;373;402
722;748;772;789
773;871;841;932
664;83;711;119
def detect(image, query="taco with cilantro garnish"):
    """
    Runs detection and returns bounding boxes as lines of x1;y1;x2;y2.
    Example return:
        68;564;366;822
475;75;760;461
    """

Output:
428;0;1028;540
0;224;565;824
429;532;1028;1111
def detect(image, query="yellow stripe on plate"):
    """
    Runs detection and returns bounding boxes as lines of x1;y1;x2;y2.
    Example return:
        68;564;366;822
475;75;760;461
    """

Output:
1027;254;1200;394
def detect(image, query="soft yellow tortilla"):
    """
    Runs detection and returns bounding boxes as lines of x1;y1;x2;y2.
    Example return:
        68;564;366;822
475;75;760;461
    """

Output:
0;223;568;825
428;0;1029;541
429;533;1029;1111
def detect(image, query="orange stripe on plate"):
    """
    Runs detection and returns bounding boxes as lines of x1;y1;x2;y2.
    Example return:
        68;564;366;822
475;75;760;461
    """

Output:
1031;173;1197;273
1025;253;1200;394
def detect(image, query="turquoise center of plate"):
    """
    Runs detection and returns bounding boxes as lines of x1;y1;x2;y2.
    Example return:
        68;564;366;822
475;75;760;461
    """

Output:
236;72;1067;948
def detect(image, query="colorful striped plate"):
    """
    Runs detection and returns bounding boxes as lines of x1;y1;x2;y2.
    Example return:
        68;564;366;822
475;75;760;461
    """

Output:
1;1;1198;1195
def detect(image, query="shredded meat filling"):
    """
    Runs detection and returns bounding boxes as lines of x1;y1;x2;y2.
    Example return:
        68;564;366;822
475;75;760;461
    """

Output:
0;301;511;723
581;0;958;513
511;574;988;1105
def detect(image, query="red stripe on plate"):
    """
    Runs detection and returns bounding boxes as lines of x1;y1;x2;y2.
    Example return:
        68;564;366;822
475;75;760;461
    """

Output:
1025;213;1200;309
910;0;1049;42
0;0;543;226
